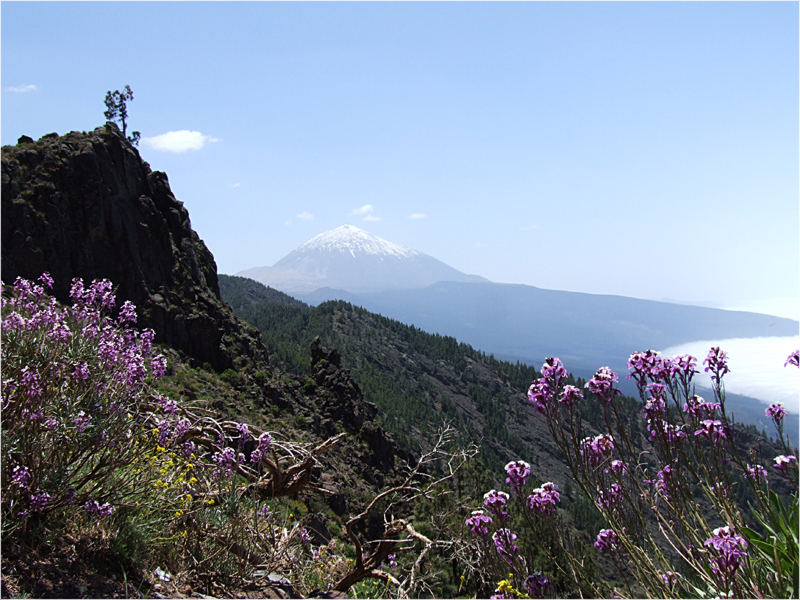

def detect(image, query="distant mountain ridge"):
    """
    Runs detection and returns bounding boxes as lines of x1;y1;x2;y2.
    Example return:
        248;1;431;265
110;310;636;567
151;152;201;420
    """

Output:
238;224;487;292
297;281;799;385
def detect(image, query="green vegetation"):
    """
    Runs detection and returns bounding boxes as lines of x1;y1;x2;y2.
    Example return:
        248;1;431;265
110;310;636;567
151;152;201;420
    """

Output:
104;85;140;145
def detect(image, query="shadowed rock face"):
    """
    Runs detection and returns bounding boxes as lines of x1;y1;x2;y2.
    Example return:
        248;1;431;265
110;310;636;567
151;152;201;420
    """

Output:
2;124;266;371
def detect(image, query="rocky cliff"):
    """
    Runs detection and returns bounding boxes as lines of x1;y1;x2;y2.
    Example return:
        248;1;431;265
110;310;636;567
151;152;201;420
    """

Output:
1;124;266;371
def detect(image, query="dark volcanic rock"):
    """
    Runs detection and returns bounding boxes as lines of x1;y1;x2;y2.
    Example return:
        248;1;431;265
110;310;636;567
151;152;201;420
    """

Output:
1;124;267;371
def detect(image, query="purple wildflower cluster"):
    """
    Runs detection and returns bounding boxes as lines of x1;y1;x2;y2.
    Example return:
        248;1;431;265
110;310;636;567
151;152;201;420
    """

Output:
745;464;768;484
703;347;730;387
584;366;620;404
527;357;568;414
504;460;530;493
773;454;796;474
527;482;560;515
703;526;748;590
492;528;519;564
694;419;728;444
765;402;787;423
84;499;114;518
683;394;720;421
483;489;510;520
249;432;273;464
1;274;179;533
524;572;551;598
580;433;615;464
212;446;243;479
593;528;620;553
465;510;493;536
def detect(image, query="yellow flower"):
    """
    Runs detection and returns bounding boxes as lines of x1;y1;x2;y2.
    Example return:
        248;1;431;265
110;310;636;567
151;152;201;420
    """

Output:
184;494;193;502
206;499;215;505
174;509;184;517
188;477;197;485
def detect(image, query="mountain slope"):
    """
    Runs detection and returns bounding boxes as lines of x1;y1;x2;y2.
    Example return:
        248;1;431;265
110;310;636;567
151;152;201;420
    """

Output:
298;281;798;379
238;224;486;292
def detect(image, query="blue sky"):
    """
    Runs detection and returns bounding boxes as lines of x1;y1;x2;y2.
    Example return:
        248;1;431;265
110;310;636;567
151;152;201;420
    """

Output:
2;2;798;319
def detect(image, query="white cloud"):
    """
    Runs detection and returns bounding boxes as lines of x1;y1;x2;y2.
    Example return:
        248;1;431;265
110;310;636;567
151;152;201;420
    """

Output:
231;182;241;189
141;130;220;153
351;204;375;216
296;211;314;221
409;212;426;220
6;83;38;93
351;204;382;221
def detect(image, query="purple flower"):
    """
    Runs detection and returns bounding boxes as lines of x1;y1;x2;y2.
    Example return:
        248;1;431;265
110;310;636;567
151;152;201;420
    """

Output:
585;367;620;404
117;300;137;324
38;272;54;289
484;489;510;520
527;482;560;515
157;395;179;415
703;346;730;385
540;357;567;385
11;465;32;490
704;526;748;586
180;440;196;459
527;379;552;414
465;510;493;536
236;422;250;446
299;527;311;545
71;362;90;383
149;354;167;378
596;482;624;510
250;432;272;463
684;394;720;420
773;454;797;474
492;528;519;563
670;354;698;383
560;384;584;408
74;411;91;433
386;553;398;570
654;465;675;501
766;403;787;423
604;459;627;476
745;464;768;484
212;446;238;478
524;572;550;598
594;528;620;553
29;491;52;513
84;499;114;518
660;571;682;587
580;433;615;464
504;460;531;493
785;350;800;368
156;419;171;447
627;350;663;385
694;419;728;444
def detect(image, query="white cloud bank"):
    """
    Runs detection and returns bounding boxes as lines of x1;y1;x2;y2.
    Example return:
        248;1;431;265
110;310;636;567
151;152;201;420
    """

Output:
141;130;220;153
6;84;38;93
296;211;314;221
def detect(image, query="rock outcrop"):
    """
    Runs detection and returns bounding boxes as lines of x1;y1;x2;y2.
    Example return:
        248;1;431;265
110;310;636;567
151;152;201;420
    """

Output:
2;124;266;370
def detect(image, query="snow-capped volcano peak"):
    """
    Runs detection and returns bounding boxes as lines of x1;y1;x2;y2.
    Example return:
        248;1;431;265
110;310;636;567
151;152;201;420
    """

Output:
297;224;420;258
238;224;487;293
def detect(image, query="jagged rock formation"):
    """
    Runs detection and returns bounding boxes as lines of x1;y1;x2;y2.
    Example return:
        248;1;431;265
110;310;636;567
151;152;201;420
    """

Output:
309;336;410;476
1;124;266;370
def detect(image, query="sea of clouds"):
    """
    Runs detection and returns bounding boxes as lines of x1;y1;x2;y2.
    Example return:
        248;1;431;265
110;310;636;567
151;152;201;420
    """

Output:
660;336;800;414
